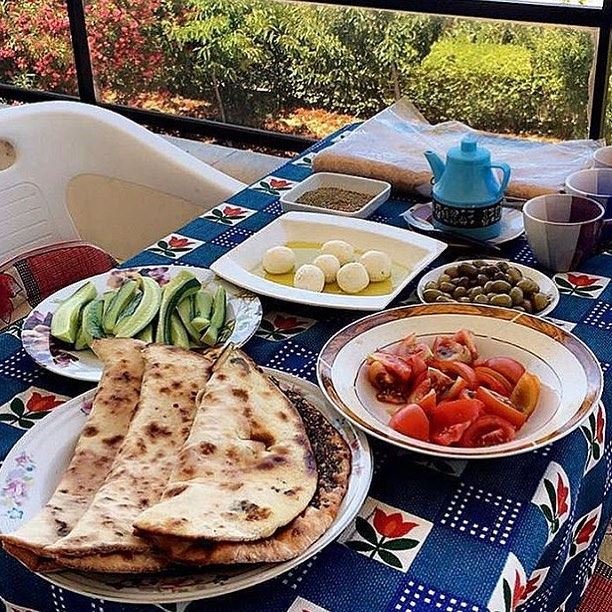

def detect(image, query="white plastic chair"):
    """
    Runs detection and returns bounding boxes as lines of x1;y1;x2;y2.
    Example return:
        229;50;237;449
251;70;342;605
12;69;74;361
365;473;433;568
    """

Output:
0;101;246;261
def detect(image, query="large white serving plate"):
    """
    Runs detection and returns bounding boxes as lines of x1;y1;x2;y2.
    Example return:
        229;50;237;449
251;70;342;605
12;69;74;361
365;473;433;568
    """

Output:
318;303;602;459
210;211;447;310
417;260;560;317
0;369;372;604
22;265;263;382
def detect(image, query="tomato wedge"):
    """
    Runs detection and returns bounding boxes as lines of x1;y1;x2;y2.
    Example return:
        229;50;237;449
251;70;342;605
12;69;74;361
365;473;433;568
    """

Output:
431;422;472;446
417;389;437;415
367;352;412;384
407;371;431;404
441;377;467;401
460;415;516;447
474;366;514;396
483;357;525;385
510;371;541;416
475;386;527;427
431;398;484;427
389;404;430;441
431;359;478;389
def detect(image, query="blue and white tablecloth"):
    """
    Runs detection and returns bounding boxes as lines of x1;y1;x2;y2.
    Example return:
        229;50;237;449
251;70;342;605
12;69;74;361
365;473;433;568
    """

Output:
1;125;610;612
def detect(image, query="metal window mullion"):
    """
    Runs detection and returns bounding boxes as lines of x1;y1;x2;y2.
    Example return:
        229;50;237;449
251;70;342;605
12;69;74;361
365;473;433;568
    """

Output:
589;0;612;139
65;0;96;103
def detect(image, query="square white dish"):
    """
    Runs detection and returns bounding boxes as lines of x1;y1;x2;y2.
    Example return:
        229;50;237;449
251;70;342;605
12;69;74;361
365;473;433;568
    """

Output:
210;211;447;310
280;172;391;218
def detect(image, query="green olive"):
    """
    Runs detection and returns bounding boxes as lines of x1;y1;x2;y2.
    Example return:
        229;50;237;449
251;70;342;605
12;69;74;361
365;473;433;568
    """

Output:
509;286;524;305
517;278;539;295
473;294;489;304
423;288;444;302
508;267;523;284
456;276;470;288
483;280;495;293
469;286;484;298
490;294;513;307
439;281;455;293
458;297;472;303
497;261;510;272
483;265;498;277
490;280;512;293
424;280;439;291
438;273;451;284
444;266;459;279
521;299;534;313
436;295;454;302
458;263;478;278
532;292;550;312
472;260;487;268
476;274;489;286
487;292;497;300
453;286;468;299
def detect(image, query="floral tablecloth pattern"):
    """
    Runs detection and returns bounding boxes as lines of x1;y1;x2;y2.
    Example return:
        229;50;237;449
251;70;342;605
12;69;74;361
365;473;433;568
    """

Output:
1;125;611;612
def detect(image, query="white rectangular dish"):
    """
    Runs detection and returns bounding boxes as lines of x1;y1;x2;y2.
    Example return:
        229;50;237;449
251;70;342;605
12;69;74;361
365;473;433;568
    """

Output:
280;172;391;218
210;211;447;310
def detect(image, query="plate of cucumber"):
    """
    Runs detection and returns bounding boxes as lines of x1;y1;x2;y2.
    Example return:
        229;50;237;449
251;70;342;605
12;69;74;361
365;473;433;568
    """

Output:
21;265;263;382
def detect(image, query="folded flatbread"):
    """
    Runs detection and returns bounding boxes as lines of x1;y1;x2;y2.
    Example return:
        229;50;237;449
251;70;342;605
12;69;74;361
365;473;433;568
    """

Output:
144;382;351;564
0;338;145;571
134;351;318;543
46;345;214;572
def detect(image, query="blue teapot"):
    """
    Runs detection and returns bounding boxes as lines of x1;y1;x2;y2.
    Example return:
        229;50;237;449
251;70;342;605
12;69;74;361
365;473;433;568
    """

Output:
424;136;511;240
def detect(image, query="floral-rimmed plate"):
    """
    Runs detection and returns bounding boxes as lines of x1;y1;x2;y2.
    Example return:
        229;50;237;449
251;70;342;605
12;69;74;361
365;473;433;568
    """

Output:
0;369;372;603
21;265;263;382
417;260;560;317
317;303;602;460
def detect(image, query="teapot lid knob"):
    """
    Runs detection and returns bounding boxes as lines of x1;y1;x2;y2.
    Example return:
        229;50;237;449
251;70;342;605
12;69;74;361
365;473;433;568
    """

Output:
461;136;477;153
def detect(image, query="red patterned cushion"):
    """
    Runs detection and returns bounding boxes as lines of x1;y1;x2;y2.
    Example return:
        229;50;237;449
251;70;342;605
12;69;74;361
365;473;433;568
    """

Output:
0;241;116;330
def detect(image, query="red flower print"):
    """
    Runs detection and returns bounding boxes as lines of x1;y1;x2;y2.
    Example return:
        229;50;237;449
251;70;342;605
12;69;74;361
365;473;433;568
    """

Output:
575;515;597;545
26;392;63;413
273;315;300;331
168;236;192;248
373;508;418;538
596;408;605;443
521;573;541;602
269;178;290;190
567;274;598;287
513;571;526;605
222;205;245;217
0;273;21;323
556;475;569;517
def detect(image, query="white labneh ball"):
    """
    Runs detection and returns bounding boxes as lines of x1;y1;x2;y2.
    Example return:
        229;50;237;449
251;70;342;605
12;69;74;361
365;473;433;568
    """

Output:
294;264;325;292
336;262;370;294
321;240;355;265
313;254;341;284
263;246;295;275
360;250;392;282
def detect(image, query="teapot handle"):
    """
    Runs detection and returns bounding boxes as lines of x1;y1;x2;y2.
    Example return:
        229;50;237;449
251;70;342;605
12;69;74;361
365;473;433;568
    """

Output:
491;163;511;199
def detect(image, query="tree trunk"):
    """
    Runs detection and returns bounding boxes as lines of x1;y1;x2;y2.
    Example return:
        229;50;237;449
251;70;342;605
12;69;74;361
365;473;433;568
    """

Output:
391;62;401;101
211;70;227;123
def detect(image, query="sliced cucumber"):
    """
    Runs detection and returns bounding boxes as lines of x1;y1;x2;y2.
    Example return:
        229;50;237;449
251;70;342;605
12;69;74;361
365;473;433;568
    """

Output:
79;298;104;348
155;271;201;345
101;291;117;334
194;290;213;320
50;281;97;344
170;313;190;349
136;323;153;343
176;295;200;342
102;280;138;334
114;277;161;338
191;316;210;333
201;286;226;346
74;319;89;351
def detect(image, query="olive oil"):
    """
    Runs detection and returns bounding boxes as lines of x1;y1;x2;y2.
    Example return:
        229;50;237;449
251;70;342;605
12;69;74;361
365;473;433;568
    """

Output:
256;241;406;296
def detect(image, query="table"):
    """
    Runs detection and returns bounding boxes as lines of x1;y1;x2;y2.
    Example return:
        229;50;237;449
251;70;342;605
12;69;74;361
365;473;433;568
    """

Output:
1;125;611;612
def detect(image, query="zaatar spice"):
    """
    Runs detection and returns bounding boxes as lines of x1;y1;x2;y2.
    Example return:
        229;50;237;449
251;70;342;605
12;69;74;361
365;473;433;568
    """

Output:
296;186;371;212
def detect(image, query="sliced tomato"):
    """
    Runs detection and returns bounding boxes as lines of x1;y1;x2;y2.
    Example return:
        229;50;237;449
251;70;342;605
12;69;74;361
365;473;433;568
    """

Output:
475;386;527;428
441;377;468;401
431;359;478;389
427;367;454;396
510;371;541;416
367;352;412;385
405;354;428;378
483;357;525;385
454;329;479;360
393;334;433;362
389;404;430;441
474;366;514;396
460;388;477;400
431;422;472;446
460;415;516;447
432;336;472;363
406;371;431;403
417;389;437;415
376;390;406;404
431;398;484;428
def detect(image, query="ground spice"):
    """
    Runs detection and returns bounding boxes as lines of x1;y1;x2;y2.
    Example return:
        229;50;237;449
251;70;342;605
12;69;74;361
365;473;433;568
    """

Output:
296;186;371;212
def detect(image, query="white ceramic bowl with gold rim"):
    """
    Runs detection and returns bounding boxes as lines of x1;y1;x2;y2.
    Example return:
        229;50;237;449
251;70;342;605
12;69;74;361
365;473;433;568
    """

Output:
317;303;602;459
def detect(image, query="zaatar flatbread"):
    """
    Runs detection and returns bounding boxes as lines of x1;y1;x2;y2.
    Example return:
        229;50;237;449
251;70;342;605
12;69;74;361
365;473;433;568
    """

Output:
134;351;318;543
144;382;351;564
46;345;214;570
1;338;145;570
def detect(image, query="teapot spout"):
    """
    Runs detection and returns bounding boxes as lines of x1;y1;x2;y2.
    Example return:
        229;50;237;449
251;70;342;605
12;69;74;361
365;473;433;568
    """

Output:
424;150;445;183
